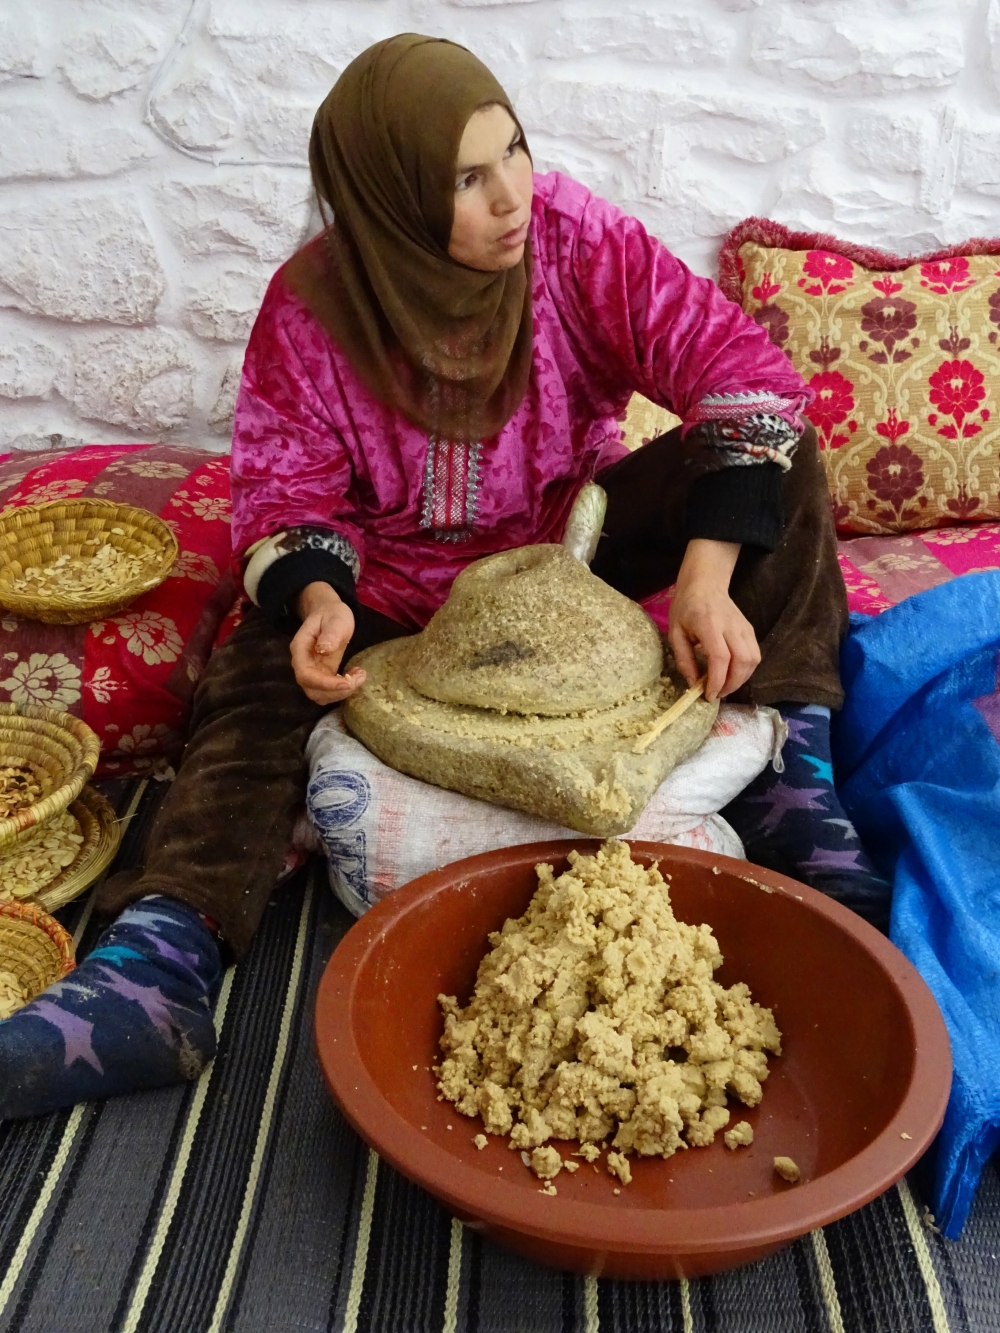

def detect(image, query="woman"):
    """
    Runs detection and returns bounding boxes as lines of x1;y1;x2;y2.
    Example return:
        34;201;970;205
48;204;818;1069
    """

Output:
0;35;888;1120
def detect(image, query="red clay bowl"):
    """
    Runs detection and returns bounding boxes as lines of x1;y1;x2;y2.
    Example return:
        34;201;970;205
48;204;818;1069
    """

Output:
315;841;951;1280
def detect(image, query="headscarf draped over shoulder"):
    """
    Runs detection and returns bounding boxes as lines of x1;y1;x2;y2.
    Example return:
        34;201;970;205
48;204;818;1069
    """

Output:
283;33;533;443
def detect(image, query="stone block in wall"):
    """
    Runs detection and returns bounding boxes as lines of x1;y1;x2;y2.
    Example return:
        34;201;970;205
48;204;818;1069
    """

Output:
751;10;963;94
957;127;1000;196
845;111;931;176
244;98;315;163
0;16;40;82
681;99;824;164
528;143;625;206
989;0;1000;101
69;329;196;432
155;169;313;263
149;63;241;154
517;80;667;146
541;13;734;65
74;127;159;178
60;16;167;101
0;106;156;181
517;81;824;163
844;105;958;217
773;151;940;245
1;417;91;453
0;196;165;325
147;4;398;161
406;11;528;92
638;167;745;241
0;337;63;400
918;106;960;218
208;354;243;436
211;21;347;89
208;1;392;55
186;267;273;343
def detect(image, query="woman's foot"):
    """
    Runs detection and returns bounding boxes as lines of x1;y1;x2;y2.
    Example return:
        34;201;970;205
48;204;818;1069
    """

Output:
0;896;221;1120
722;703;892;932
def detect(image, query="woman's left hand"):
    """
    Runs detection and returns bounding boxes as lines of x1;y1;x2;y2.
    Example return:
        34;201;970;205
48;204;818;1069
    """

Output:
667;539;761;702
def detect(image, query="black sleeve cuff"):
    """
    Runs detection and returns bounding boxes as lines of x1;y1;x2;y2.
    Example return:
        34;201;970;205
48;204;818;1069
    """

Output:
256;548;358;631
684;462;785;552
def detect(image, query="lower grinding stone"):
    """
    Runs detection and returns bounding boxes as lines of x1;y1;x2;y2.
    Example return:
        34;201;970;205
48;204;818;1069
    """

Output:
341;639;718;837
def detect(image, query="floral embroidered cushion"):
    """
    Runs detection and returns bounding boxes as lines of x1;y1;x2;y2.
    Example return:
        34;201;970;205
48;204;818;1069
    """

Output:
719;219;1000;534
837;522;1000;615
0;444;237;778
622;393;682;451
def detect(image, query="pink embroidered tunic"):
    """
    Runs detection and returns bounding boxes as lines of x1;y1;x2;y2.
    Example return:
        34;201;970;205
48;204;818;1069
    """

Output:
231;172;808;630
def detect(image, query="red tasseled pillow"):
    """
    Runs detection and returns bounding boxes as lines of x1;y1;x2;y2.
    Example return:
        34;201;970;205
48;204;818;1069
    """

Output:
0;443;240;779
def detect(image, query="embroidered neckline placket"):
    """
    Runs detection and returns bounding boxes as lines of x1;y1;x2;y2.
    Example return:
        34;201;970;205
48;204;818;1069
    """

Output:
420;436;483;542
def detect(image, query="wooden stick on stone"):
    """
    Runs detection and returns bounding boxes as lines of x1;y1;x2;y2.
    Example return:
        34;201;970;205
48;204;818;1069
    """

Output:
632;675;708;754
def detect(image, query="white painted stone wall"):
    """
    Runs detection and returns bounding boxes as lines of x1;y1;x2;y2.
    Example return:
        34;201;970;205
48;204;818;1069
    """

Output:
0;0;996;451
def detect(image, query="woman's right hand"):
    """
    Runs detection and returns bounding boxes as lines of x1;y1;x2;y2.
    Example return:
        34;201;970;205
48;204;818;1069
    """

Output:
290;582;366;704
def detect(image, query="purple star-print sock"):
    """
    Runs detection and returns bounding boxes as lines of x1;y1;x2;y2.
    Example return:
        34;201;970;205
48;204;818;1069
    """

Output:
721;703;892;932
0;896;221;1120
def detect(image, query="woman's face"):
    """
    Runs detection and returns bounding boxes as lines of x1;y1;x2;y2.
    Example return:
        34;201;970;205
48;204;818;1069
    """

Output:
448;104;533;272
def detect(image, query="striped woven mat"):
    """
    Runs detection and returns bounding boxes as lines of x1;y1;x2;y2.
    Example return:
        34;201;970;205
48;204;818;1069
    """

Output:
1;782;997;1333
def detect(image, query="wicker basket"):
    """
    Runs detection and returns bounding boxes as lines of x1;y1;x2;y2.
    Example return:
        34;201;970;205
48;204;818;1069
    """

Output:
0;900;75;1019
0;499;179;625
35;786;123;912
0;704;101;850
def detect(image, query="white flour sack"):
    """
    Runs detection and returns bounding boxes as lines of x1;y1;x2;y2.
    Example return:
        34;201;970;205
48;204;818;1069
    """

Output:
305;706;786;918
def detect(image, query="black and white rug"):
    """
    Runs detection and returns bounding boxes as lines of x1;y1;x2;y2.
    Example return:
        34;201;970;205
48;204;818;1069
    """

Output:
0;782;996;1333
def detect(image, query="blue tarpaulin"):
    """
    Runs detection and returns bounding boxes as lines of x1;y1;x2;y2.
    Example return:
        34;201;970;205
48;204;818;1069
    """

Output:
833;570;1000;1238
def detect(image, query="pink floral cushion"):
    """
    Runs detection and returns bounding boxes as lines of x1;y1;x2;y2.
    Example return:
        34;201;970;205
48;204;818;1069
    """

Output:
0;444;236;778
719;219;1000;534
837;523;1000;615
639;523;1000;629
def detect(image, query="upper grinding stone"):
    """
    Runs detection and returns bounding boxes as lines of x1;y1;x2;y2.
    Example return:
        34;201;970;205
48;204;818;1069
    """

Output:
402;544;663;716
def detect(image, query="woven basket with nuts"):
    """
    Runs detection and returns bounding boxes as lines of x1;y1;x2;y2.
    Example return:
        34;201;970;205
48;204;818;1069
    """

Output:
0;808;85;897
0;704;101;851
0;499;178;625
0;900;74;1020
0;785;121;912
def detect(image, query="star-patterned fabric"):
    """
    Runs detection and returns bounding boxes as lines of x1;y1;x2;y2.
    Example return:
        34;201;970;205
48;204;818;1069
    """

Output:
721;703;891;931
0;897;221;1121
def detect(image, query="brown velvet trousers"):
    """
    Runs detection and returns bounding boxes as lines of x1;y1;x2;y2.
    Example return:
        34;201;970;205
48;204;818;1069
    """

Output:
97;425;847;958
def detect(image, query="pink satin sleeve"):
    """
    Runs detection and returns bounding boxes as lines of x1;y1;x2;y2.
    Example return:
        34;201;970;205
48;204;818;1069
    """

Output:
229;276;366;569
535;173;811;428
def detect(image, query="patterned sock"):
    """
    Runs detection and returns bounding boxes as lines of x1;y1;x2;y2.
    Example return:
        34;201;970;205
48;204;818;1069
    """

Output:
721;703;892;932
0;896;221;1121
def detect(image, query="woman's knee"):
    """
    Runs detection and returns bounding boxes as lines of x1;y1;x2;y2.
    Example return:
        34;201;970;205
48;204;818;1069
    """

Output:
190;606;303;727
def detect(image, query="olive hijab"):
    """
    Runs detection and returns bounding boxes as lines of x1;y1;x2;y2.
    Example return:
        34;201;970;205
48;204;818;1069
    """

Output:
284;34;533;443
